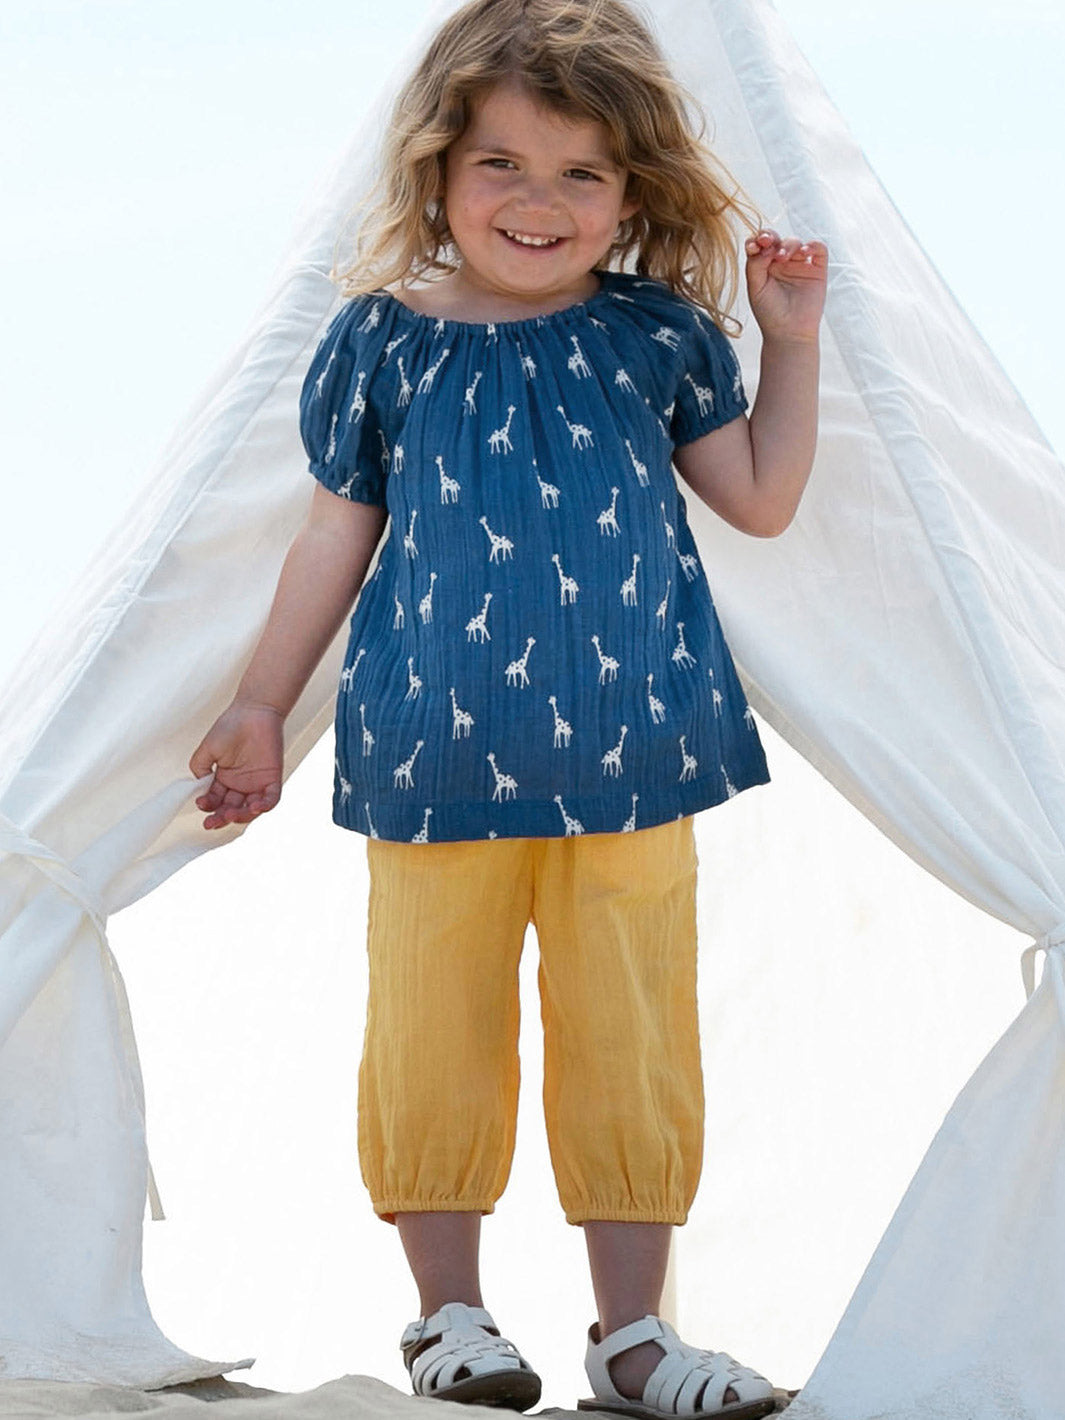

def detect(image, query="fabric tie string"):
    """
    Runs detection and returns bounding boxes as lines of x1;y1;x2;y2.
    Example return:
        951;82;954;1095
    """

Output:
0;809;165;1220
1020;925;1065;1000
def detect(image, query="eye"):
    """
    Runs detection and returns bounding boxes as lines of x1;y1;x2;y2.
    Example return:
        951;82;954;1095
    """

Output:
480;157;515;169
567;169;602;181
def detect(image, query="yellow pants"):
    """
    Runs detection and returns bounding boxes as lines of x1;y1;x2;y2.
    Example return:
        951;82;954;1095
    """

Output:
359;816;703;1225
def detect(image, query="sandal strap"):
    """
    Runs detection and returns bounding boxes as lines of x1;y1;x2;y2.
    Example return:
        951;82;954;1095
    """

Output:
401;1301;529;1397
585;1315;772;1415
400;1301;497;1350
585;1316;671;1401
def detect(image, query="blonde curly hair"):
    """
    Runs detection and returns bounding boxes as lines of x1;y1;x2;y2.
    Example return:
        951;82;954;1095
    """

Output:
331;0;762;333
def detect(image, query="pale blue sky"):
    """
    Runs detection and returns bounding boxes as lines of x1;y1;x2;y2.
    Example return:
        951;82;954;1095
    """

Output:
2;0;1062;682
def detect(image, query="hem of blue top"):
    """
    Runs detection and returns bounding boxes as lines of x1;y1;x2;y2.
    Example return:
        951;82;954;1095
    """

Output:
328;761;771;842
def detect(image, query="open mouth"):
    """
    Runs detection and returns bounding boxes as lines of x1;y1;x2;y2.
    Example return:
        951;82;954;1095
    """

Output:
499;229;564;249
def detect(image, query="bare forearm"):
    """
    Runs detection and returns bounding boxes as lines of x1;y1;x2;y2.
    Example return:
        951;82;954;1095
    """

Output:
748;335;820;534
234;518;382;718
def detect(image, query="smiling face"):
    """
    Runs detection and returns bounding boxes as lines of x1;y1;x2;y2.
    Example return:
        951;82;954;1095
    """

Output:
441;79;639;318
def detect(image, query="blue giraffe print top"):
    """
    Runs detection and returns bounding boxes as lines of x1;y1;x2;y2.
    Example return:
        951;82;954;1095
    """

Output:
299;267;770;842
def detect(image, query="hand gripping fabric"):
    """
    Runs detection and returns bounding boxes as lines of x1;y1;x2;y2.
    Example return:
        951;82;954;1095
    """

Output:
400;1301;542;1409
579;1316;776;1420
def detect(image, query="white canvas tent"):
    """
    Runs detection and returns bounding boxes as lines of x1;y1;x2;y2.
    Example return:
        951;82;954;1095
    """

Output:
2;0;1064;1416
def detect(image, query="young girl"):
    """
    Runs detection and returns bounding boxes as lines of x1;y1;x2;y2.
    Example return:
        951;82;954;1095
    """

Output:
190;0;825;1414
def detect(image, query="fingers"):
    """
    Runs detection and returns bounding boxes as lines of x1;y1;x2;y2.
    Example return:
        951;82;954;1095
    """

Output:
745;229;828;268
194;778;282;830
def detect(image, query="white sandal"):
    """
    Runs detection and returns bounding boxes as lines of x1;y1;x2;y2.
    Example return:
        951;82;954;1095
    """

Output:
577;1315;777;1420
400;1301;542;1410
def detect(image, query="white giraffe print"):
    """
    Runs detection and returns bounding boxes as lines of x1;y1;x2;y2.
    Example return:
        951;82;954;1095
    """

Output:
601;725;628;777
418;572;437;624
383;333;408;363
403;656;423;701
660;501;675;548
340;647;365;691
325;412;338;464
347;371;367;424
614;367;636;394
436;454;461;504
336;757;351;803
548;695;572;747
313;348;335;397
646;673;666;724
378;429;390;475
359;703;374;757
411;807;433;842
678;735;698;783
505;637;536;687
364;802;379;839
403;510;418;558
722;765;738;798
488;404;516;453
466;593;492;642
417;347;450;395
557;403;594;450
479;516;514;562
551;554;579;606
620;554;640;606
672;621;696;669
536;463;560;508
567;335;591;378
554;794;585;835
393;739;424;788
624;438;649;487
589;315;608;331
683;370;715;416
396;357;412;407
517;343;537;379
598;487;620;537
450;687;474;738
651;324;681;350
591;634;619;684
656;578;671;629
393;442;405;474
487;751;518;801
744;705;756;730
335;475;355;499
677;549;699;582
357;300;381;333
393;595;405;629
464;371;483;415
621;792;639;832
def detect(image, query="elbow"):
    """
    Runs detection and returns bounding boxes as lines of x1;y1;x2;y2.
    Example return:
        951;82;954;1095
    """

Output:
742;504;796;538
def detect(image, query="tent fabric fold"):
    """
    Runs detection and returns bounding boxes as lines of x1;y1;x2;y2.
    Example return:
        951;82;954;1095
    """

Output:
3;0;1065;1413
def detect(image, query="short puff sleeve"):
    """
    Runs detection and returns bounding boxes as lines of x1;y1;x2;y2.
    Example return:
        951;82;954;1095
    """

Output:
669;309;748;448
299;299;389;507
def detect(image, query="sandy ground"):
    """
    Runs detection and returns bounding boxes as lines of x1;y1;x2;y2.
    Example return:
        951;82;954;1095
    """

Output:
0;1375;797;1418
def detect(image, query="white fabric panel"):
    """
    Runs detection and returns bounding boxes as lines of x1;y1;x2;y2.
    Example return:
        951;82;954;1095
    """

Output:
1;0;1063;1411
664;3;1065;1416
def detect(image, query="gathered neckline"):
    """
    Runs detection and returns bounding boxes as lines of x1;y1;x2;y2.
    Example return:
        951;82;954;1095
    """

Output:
376;269;618;334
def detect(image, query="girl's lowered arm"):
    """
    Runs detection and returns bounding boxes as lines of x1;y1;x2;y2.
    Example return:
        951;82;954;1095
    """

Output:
233;485;389;719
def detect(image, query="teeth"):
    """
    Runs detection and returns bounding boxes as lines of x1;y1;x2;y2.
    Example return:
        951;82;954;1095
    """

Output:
504;230;560;247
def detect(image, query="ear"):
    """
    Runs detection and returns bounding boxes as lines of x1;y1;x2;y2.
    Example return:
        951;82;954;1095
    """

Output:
618;195;640;223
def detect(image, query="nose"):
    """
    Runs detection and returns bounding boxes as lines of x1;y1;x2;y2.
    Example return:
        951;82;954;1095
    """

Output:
512;175;561;212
